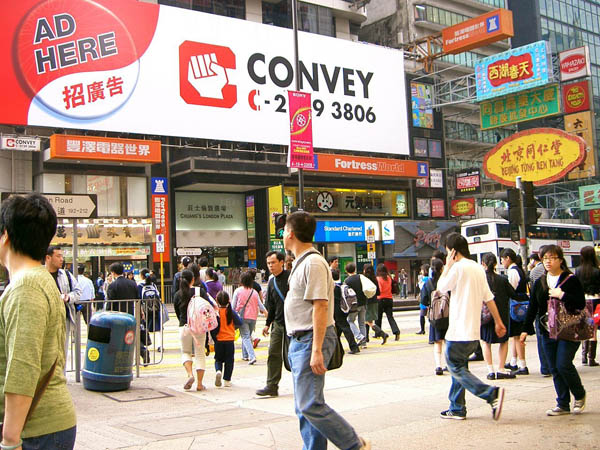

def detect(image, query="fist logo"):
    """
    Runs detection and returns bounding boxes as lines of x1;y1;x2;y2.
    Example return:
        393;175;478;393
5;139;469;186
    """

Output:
179;41;237;108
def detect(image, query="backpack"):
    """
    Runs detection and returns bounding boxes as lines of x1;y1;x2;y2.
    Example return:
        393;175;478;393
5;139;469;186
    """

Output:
339;283;357;314
187;287;218;335
428;283;450;329
142;284;162;332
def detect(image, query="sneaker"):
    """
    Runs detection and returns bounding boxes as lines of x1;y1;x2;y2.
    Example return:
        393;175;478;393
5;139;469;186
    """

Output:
440;409;466;420
224;380;232;387
504;363;518;371
253;338;261;348
515;367;529;375
495;371;516;380
349;348;361;354
358;437;371;450
435;367;443;376
256;385;278;397
546;406;569;416
248;358;257;365
490;387;505;421
573;397;586;414
487;373;496;380
242;357;249;361
215;370;222;387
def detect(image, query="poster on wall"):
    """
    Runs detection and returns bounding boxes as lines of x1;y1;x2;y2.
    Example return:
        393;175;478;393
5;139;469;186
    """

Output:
431;199;445;218
428;139;442;158
430;169;443;188
411;82;434;129
416;198;431;217
413;138;428;157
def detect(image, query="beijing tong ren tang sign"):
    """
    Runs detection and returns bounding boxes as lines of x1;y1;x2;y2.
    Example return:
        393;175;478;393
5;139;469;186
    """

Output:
483;128;586;186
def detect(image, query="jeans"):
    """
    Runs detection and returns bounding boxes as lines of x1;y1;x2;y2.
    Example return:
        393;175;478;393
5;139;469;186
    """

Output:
376;298;400;335
401;283;407;298
23;426;76;450
347;306;366;342
240;319;256;360
335;313;359;351
214;341;235;381
445;341;495;415
288;326;361;450
541;334;586;410
535;318;550;374
266;322;285;387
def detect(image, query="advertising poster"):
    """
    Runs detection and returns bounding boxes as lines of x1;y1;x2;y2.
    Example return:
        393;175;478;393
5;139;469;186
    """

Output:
413;138;428;157
565;111;596;180
288;90;314;169
417;198;431;217
411;82;434;129
451;198;476;217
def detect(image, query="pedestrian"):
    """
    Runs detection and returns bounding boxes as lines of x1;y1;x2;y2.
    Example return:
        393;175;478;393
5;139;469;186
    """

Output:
500;249;532;375
172;256;192;299
362;264;388;345
205;267;224;300
344;262;367;347
211;291;242;387
421;258;447;375
522;244;587;415
527;247;551;376
232;271;266;365
416;264;429;335
436;232;506;420
198;256;209;283
328;256;339;271
0;193;77;449
574;246;599;366
480;253;516;380
332;269;360;354
256;251;290;397
95;272;105;300
375;263;401;341
283;211;370;449
77;264;95;325
400;268;408;298
174;269;208;391
126;272;135;281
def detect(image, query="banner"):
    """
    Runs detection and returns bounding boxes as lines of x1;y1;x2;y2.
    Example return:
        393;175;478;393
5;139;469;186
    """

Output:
268;185;283;239
288;91;314;169
451;198;476;217
48;134;161;163
151;177;170;263
455;170;481;195
565;111;596;180
442;9;514;54
1;0;409;155
411;82;434;128
310;153;428;178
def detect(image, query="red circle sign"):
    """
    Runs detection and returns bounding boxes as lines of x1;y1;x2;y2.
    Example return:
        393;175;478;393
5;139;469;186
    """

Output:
124;330;134;345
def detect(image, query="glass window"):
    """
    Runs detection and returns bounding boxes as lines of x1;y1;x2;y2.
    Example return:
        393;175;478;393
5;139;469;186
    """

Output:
317;5;334;37
87;176;120;217
127;177;148;217
466;225;489;237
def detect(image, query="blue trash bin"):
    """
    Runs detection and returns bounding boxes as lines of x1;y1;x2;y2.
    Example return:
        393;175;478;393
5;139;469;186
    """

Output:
82;311;137;392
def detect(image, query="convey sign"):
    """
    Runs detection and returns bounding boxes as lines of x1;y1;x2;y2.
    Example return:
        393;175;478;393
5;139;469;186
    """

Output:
1;136;41;151
1;0;409;156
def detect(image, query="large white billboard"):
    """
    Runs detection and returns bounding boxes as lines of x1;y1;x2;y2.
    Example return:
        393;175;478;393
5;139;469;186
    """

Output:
1;0;409;155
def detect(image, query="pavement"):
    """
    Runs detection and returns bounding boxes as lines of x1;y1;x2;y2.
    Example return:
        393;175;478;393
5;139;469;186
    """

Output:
69;308;600;450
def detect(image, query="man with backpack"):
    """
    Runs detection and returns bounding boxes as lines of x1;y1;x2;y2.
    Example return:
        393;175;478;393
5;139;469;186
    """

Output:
332;269;360;355
172;256;192;299
344;263;367;347
256;251;289;397
436;233;507;421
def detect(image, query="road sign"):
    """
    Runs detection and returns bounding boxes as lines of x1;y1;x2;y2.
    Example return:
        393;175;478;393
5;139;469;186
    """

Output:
366;227;375;243
367;242;376;259
176;248;203;256
1;193;97;218
156;234;165;253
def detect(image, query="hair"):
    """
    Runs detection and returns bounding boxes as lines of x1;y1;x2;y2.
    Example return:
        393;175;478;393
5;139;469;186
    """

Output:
78;265;85;275
376;263;389;279
216;291;233;324
420;263;430;275
514;254;524;271
109;262;124;275
198;256;208;267
240;271;254;288
331;268;340;281
500;248;517;263
576;245;599;285
540;245;571;290
345;262;356;274
432;250;445;261
286;211;316;243
529;253;540;262
179;269;194;303
145;272;156;286
482;252;498;294
430;258;444;288
445;232;470;258
127;272;134;279
46;245;61;258
363;263;377;286
285;255;294;270
140;268;150;280
206;267;219;282
190;263;201;284
266;251;285;262
181;256;192;267
328;256;339;265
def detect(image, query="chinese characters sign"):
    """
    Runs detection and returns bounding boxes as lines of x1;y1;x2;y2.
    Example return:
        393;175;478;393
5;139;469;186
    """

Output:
475;41;551;102
483;128;586;186
480;84;560;130
430;169;443;188
49;134;161;163
288;91;315;169
411;82;433;128
431;199;445;218
589;209;600;225
451;198;476;217
565;111;596;180
442;9;514;54
246;195;256;265
455;170;481;195
562;80;591;114
175;192;245;231
151;177;169;262
579;184;600;211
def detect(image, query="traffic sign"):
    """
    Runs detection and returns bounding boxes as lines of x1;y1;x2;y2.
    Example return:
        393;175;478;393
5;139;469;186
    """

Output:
366;226;375;243
156;234;165;253
367;242;376;259
176;248;203;256
1;193;97;218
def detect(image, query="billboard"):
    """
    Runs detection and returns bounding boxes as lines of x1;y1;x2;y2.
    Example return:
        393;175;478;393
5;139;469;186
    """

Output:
559;46;591;82
442;9;514;55
562;80;591;115
455;170;481;195
475;41;552;101
47;134;161;163
411;82;434;129
310;153;429;178
565;111;596;180
480;84;560;130
0;0;409;155
451;198;476;217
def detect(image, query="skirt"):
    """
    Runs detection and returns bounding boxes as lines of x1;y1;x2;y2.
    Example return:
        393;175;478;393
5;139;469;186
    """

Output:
428;322;447;343
481;321;509;344
366;302;379;322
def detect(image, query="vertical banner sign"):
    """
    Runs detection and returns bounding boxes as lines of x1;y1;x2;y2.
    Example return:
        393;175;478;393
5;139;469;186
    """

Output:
268;185;283;239
565;111;596;180
246;195;256;267
151;177;170;263
288;91;315;169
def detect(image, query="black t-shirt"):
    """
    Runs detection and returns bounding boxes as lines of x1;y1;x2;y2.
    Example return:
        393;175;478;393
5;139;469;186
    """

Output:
344;274;367;307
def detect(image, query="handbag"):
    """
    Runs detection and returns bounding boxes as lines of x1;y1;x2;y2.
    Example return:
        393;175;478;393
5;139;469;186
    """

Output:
359;274;377;299
547;274;594;341
282;331;344;372
593;303;600;327
509;297;529;322
481;302;492;325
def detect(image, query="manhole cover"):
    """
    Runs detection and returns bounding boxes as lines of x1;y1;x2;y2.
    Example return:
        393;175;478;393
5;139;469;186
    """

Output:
102;388;173;403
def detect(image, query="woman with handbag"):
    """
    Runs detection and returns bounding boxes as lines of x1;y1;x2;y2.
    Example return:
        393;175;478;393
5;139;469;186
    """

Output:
574;246;600;366
232;271;267;365
521;245;587;416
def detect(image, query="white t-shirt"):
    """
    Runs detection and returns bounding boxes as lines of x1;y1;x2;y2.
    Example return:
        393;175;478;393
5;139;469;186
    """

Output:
437;257;495;341
507;263;521;290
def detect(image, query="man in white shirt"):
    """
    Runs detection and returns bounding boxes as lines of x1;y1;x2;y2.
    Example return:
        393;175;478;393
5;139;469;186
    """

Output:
77;265;96;324
436;233;507;421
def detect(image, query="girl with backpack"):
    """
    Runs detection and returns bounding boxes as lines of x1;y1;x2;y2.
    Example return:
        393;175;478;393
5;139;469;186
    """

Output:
210;291;242;387
232;271;267;365
174;269;209;391
421;258;447;375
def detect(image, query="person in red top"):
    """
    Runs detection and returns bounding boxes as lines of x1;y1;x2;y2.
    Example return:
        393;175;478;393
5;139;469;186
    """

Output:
210;292;242;387
375;264;401;341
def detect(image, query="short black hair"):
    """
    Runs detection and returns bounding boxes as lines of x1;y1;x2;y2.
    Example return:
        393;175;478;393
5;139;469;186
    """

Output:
0;194;57;261
140;268;150;279
345;262;356;274
445;232;470;258
286;211;316;243
266;251;285;262
328;256;339;264
181;256;192;267
500;248;517;262
46;245;62;257
109;262;124;275
199;256;208;267
529;253;540;262
78;265;85;275
240;271;254;288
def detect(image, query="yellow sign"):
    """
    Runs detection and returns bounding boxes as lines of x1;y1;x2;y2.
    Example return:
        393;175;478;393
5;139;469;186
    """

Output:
367;243;376;253
88;347;100;362
565;111;596;180
268;185;283;238
483;128;586;186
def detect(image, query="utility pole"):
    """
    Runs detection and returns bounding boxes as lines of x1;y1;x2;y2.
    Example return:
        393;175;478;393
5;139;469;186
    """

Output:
515;176;528;264
291;0;304;210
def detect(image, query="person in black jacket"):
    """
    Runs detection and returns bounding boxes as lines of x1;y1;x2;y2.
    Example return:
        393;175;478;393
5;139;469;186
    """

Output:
521;245;587;416
345;262;368;346
574;246;600;366
332;269;360;355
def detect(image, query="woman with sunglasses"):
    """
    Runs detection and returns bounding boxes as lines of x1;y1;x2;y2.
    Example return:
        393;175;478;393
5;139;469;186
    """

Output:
521;245;587;416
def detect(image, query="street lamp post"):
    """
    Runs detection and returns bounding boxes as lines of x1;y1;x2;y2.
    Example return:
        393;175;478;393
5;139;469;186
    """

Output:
291;0;304;210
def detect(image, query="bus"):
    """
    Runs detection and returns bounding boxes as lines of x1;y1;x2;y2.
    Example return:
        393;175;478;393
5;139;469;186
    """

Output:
461;218;594;268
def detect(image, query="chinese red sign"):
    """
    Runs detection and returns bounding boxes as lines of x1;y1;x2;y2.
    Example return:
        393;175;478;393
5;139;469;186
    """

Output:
152;178;170;263
559;46;591;81
49;134;161;163
562;80;591;114
589;209;600;225
431;199;445;218
487;53;533;87
288;91;314;169
451;198;476;217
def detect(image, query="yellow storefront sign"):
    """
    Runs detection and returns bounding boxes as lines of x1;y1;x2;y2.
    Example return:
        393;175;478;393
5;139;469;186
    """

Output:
483;128;586;186
565;111;596;180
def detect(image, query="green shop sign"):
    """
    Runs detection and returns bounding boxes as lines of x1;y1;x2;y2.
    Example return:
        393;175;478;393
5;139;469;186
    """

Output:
579;184;600;211
480;84;560;130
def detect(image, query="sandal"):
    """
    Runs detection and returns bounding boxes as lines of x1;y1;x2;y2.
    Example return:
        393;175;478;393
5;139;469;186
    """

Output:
184;376;195;390
196;384;206;391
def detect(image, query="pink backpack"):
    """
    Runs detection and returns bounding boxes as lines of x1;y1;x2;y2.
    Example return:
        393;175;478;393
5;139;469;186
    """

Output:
187;288;218;335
